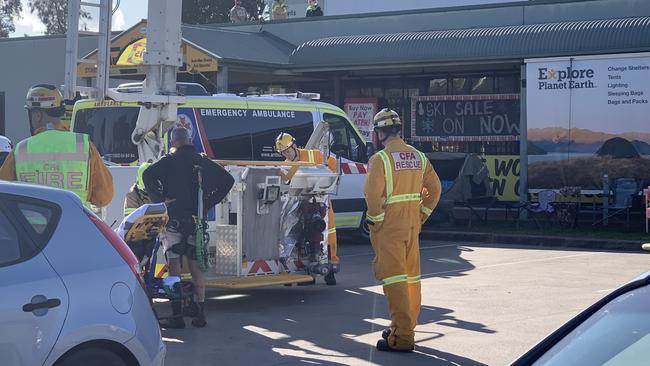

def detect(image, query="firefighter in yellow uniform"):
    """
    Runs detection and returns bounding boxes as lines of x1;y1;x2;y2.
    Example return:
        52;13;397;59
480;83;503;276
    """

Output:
364;108;441;352
0;84;113;208
275;132;339;285
123;162;152;216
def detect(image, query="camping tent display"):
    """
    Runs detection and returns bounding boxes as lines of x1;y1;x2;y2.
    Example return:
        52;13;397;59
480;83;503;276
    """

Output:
596;137;640;159
427;152;493;204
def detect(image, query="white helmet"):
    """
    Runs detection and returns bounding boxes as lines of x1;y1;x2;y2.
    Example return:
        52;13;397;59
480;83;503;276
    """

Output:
0;136;11;153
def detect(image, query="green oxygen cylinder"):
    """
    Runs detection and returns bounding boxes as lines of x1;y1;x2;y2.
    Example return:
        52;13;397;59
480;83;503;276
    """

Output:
195;165;208;272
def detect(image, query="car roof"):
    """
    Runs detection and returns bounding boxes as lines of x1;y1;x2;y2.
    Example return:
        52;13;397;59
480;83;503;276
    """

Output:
630;269;650;282
75;94;346;113
0;181;82;207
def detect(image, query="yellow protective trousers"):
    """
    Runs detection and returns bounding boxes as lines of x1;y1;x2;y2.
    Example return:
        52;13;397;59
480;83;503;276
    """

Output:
364;138;441;349
370;205;421;349
327;202;339;264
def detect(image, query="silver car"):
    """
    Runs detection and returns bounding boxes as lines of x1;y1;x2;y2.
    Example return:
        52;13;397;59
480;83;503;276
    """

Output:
0;181;165;366
513;270;650;365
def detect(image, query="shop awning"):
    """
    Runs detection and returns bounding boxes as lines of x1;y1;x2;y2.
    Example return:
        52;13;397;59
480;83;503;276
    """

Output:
289;17;650;68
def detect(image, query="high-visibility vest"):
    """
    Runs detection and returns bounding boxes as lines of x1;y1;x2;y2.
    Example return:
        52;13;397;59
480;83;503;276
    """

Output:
14;130;91;204
376;149;428;206
304;149;320;163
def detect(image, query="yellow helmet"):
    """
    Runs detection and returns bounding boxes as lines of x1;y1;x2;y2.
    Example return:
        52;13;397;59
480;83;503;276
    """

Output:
25;84;65;117
275;132;296;152
136;162;152;191
373;108;401;129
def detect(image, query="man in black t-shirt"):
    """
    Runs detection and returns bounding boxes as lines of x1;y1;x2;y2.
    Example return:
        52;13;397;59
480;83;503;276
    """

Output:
144;127;234;328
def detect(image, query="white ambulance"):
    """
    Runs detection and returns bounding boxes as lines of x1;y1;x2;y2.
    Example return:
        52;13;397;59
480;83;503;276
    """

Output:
70;92;371;234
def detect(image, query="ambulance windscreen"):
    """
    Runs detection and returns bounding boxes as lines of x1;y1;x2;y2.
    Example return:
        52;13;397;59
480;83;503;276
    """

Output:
73;107;139;164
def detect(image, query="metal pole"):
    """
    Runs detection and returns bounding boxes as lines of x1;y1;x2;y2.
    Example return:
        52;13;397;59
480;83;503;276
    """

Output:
519;63;529;220
64;0;81;101
216;64;229;94
96;0;113;101
603;174;609;226
643;186;650;234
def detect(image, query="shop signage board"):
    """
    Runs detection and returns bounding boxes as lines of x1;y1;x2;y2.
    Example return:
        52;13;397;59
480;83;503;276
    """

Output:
77;20;218;78
410;94;520;142
483;155;520;202
344;97;377;143
525;53;650;190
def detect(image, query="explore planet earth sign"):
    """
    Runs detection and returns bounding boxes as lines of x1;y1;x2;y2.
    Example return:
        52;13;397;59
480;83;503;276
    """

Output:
526;53;650;190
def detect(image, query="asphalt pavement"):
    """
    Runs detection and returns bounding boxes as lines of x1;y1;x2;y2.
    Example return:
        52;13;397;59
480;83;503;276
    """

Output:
159;238;650;365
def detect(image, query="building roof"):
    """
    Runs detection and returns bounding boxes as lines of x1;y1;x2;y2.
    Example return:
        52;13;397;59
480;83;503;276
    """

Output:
181;25;295;66
288;17;650;69
208;0;650;47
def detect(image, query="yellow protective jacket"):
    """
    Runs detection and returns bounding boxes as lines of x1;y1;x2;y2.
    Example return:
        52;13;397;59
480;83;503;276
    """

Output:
123;185;151;216
364;138;441;229
0;126;114;207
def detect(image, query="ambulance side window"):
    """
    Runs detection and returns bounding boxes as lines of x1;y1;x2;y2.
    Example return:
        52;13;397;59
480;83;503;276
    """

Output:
323;113;367;163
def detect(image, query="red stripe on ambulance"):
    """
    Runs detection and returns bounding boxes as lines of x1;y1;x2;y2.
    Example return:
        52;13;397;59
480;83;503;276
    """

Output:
341;163;367;174
249;260;273;275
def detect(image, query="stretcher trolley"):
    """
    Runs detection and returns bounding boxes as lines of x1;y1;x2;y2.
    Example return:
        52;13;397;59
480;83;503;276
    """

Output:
203;160;340;288
117;203;200;322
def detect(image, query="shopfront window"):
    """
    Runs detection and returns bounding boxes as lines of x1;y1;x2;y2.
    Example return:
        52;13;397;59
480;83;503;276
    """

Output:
470;76;494;94
385;88;403;107
451;77;470;94
360;87;384;98
496;75;520;93
428;78;447;95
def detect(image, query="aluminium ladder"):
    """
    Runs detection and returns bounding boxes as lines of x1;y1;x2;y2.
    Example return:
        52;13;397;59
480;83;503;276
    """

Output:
64;0;113;101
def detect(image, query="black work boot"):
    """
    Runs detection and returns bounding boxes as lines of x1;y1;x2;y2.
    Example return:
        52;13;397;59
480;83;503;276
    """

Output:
376;339;414;353
191;302;207;328
382;329;391;340
324;271;337;286
159;300;185;329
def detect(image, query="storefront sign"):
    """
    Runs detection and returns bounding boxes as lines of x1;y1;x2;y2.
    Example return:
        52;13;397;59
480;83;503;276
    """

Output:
411;94;520;142
116;38;147;66
483;155;520;202
344;97;377;143
526;53;650;135
77;20;218;78
525;53;650;189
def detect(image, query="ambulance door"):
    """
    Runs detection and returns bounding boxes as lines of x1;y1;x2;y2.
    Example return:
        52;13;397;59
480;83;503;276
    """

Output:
320;113;368;230
173;106;214;157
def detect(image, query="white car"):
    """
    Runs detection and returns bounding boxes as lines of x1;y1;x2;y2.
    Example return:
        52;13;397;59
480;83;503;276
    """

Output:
0;181;165;366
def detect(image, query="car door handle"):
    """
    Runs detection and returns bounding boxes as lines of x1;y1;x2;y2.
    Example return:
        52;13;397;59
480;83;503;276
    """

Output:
22;298;61;313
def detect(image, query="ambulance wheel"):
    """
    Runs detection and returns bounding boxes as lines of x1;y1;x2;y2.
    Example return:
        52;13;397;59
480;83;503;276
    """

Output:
357;213;370;241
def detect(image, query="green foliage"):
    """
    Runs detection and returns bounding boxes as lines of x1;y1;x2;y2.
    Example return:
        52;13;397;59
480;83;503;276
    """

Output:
27;0;91;35
0;0;22;37
182;0;267;24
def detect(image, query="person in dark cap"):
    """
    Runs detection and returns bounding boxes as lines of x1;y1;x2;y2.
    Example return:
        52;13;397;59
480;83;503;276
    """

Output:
143;127;234;329
306;0;323;17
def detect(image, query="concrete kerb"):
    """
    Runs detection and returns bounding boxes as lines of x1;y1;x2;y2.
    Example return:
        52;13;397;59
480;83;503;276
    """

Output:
421;229;647;252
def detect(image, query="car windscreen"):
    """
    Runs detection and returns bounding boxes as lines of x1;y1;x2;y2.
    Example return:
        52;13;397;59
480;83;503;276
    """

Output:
532;284;650;366
73;107;139;164
198;108;314;161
